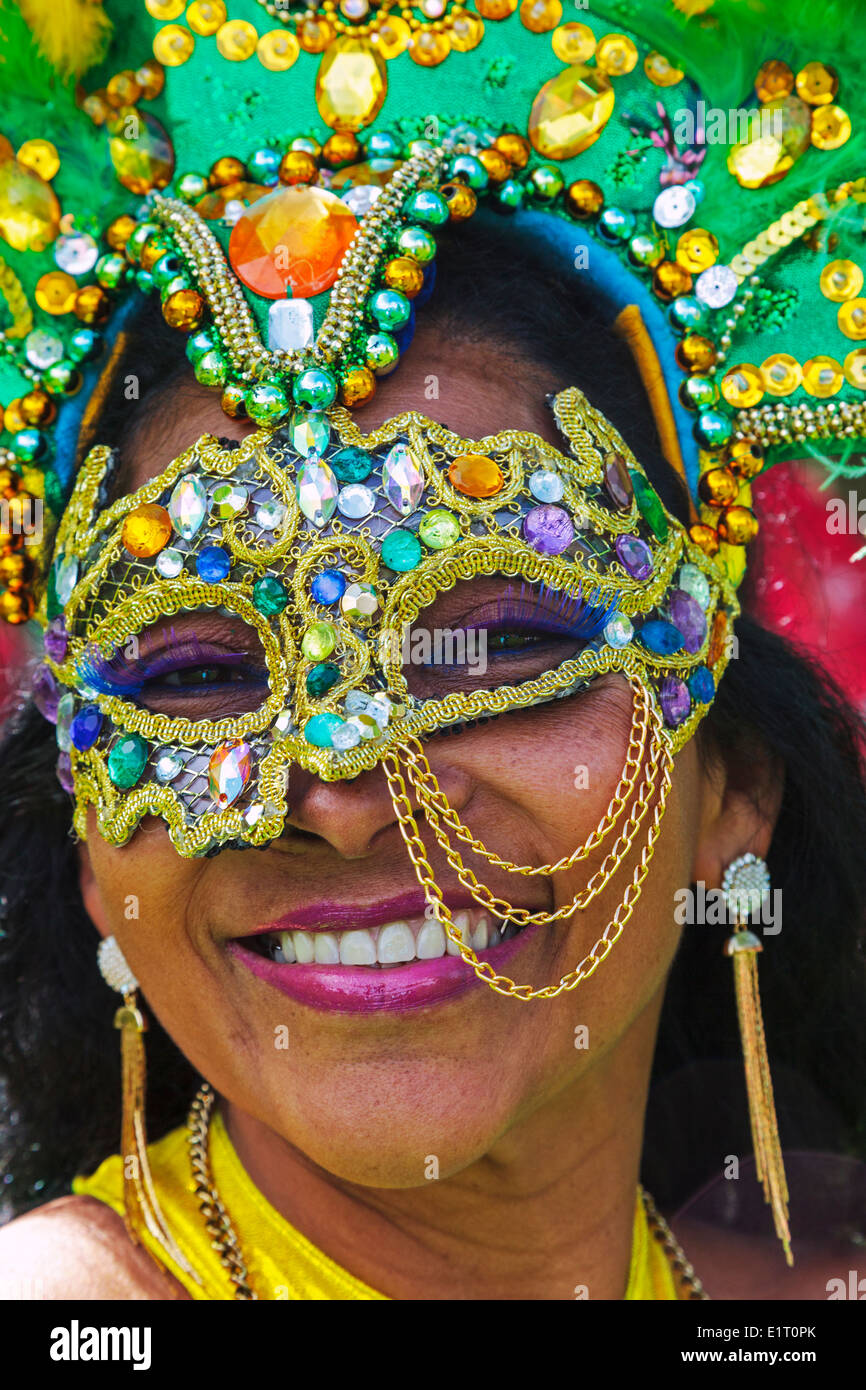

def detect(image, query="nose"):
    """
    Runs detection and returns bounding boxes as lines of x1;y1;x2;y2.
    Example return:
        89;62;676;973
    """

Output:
280;749;475;860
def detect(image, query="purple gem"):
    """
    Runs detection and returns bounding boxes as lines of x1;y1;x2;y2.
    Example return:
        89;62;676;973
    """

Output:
32;663;60;723
604;454;633;511
70;703;103;752
523;504;574;555
56;752;74;794
659;676;691;728
44;617;68;663
615;534;653;580
668;588;707;654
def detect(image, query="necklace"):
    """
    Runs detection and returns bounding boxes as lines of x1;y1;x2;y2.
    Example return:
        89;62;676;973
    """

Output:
186;1082;710;1301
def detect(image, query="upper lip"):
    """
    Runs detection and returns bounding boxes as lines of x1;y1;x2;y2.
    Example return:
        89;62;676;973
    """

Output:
232;890;531;937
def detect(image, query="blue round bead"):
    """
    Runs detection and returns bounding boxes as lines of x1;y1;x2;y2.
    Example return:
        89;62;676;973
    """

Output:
695;410;733;448
304;712;345;748
638;620;685;656
247;147;281;184
70;703;103;752
196;546;231;583
365;131;401;159
311;568;347;605
688;666;716;704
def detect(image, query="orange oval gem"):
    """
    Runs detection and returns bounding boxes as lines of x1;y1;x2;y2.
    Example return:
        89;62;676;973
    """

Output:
448;453;503;498
228;184;358;298
122;503;172;557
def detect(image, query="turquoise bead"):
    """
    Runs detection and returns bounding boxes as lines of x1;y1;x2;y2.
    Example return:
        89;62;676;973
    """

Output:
149;252;184;291
330;446;373;483
95;253;127;289
42;361;81;396
447;154;488;189
304;712;345;748
381;528;422;571
497;178;524;210
669;296;706;332
186;330;216;367
13;428;45;461
369;288;411;330
695;411;733;448
598;207;636;242
365;131;401;159
403;189;449;227
67;328;102;363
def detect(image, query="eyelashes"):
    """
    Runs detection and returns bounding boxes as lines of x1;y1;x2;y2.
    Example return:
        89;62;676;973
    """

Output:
463;580;620;645
76;632;258;698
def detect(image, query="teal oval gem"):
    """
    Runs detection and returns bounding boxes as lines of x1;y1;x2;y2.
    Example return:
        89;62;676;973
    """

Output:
330;446;373;483
638;620;684;656
306;661;341;697
304;712;345;748
252;576;288;615
381;528;422;570
630;471;669;541
108;733;149;789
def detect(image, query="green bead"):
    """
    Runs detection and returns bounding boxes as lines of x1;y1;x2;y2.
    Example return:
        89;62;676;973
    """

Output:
176;171;209;202
305;661;341;697
94;253;127;289
126;221;159;264
365;332;399;376
291;137;319;154
630;471;669;541
304;712;345;748
108;733;149;789
365;131;401;158
135;268;154;294
13;428;44;461
403;189;449;226
381;528;422;571
194;349;229;388
186;330;216;367
628;233;665;268
292;367;337;411
418;508;460;550
447;154;488;189
368;288;410;330
245;380;289;424
151;252;185;290
42;361;82;396
599;207;635;242
695;410;733;448
669;296;706;332
330;446;373;482
679;375;718;411
406;139;435;158
302;621;337;661
530;164;564;199
67;328;102;362
497;178;524;210
252;575;288;615
162;274;191;300
396;225;437;263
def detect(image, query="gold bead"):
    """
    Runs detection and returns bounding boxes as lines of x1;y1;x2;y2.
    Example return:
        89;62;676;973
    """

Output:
718;505;759;544
519;0;561;35
698;467;739;508
820;259;864;301
644;51;683;87
322;131;361;166
258;29;300;70
595;32;638;77
653;260;693;301
811;105;851;150
689;522;720;557
106;70;142;107
493;132;530;168
409;30;450;64
215;19;259;61
755;59;794;104
439;181;477;220
74;284;111;325
383;257;425;296
209;155;247;187
153;24;195;66
565;178;604;218
449;13;483;51
795;60;839;105
278;150;319;184
802;355;844;397
727;438;765;478
106;213;138;251
721;364;763;408
121;503;172;558
35;271;77;315
478;148;511;183
298;17;335;53
838;298;866;340
163;288;205;331
136;59;166;100
676;334;716;372
0;589;35;623
475;0;517;16
220;382;247;419
19;389;55;426
551;21;594;63
187;1;227;37
16;138;60;180
843;348;866;389
760;352;803;395
675;228;719;274
3;401;26;434
340;365;377;407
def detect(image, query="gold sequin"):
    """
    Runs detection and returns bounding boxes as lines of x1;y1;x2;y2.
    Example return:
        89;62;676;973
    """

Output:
257;29;300;71
755;59;794;104
519;0;562;34
551;21;595;63
187;1;226;36
145;0;184;18
449;13;484;51
475;0;518;17
838;299;866;341
675;228;719;274
820;259;863;302
721;364;763;408
644;51;684;87
843;348;866;389
596;33;638;77
760;353;802;395
795;61;839;105
375;16;411;58
802;356;844;397
16;139;60;181
811;105;851;150
409;30;450;65
216;19;259;61
153;24;195;66
298;17;335;53
35;270;77;315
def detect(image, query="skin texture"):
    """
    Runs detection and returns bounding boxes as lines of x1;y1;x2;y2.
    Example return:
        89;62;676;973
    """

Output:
1;329;791;1300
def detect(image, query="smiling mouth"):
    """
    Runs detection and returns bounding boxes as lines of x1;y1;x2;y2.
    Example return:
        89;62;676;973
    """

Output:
235;907;525;969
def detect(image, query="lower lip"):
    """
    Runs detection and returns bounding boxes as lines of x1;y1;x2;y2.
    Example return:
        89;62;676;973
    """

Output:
226;923;541;1013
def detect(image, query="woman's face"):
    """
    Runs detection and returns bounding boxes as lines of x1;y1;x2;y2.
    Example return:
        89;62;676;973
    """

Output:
79;330;720;1187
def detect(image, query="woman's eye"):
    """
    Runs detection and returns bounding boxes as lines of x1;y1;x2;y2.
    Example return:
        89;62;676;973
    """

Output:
158;665;252;688
484;626;568;654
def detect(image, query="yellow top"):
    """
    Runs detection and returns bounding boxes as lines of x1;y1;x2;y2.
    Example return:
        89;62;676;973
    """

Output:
73;1113;680;1301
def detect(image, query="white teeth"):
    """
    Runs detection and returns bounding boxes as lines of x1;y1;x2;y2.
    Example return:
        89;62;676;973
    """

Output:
293;930;315;963
416;918;447;959
314;932;341;964
377;921;416;964
446;909;472;956
339;929;377;965
471;915;490;951
278;931;296;963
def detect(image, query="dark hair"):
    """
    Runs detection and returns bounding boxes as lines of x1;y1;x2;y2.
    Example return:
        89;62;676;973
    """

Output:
2;218;865;1220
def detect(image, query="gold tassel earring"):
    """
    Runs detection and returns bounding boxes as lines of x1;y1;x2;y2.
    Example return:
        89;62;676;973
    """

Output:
97;936;199;1282
722;855;793;1266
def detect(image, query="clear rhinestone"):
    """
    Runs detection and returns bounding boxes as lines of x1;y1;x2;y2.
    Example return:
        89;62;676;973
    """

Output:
678;562;711;608
210;482;248;519
168;474;207;540
156;547;184;578
290;409;330;457
341;185;383;217
268;297;314;351
154;747;183;782
255;499;286;530
337;483;375;519
54;553;79;605
529;467;564;503
604;612;634;648
331;720;362;749
382;441;424;515
297;459;338;526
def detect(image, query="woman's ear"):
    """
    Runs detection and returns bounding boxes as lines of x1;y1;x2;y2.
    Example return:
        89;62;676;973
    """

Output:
78;842;112;940
690;736;784;890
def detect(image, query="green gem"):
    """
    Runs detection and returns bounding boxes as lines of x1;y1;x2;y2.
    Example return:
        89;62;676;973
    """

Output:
695;410;733;448
628;233;665;268
43;361;82;396
126;222;160;264
194;349;228;387
396;225;436;263
304;712;345;748
679;375;717;411
211;482;248;518
306;661;340;697
135;268;154;294
530;164;564;199
497;178;524;210
381;528;422;570
186;330;216;367
292;367;337;411
403;189;449;226
245;380;290;424
418;508;460;550
177;172;209;202
365;332;399;376
330;446;373;483
252;575;288;615
369;288;410;330
95;252;127;289
302;621;337;660
108;733;149;789
669;296;706;332
67;328;102;362
630;471;669;541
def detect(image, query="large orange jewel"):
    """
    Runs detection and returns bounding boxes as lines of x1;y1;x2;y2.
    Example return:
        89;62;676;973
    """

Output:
449;453;503;498
228;184;359;298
